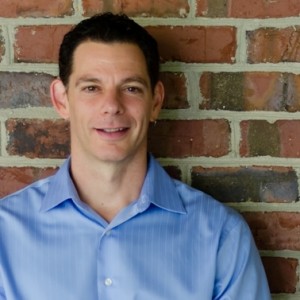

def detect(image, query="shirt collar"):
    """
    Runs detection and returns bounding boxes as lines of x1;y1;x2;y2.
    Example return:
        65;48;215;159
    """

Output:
41;155;186;214
140;155;186;214
40;157;78;212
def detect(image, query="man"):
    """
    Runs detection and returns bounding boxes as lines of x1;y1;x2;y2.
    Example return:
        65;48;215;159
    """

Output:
0;13;271;299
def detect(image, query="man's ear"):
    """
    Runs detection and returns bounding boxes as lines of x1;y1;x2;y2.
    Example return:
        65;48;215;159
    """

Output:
150;80;164;122
50;79;70;120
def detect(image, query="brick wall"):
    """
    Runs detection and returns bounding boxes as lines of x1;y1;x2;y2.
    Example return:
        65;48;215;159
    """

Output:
0;0;299;298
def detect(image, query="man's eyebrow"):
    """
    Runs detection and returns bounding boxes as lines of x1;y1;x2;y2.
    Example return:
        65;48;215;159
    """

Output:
75;76;101;87
121;76;149;87
75;75;150;88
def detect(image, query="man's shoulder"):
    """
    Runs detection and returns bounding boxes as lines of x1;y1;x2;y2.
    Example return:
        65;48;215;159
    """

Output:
173;178;245;228
0;176;52;209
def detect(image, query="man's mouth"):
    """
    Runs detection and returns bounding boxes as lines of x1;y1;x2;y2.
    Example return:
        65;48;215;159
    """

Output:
98;127;128;133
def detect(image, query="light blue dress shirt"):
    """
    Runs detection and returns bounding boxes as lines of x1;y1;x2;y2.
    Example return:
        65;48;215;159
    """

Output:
0;155;271;300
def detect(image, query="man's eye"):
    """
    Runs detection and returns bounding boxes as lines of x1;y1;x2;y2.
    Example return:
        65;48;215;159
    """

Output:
83;86;98;92
126;86;142;94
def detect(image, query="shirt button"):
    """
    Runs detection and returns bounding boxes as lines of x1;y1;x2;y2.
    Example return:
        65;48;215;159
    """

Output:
104;278;113;286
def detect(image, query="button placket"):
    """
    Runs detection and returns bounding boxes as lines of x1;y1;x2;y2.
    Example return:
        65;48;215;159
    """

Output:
99;227;117;292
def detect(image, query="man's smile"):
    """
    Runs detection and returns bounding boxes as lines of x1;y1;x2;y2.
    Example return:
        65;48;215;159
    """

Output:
100;127;128;133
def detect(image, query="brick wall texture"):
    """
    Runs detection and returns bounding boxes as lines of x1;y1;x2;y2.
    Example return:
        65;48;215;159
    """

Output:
0;0;300;298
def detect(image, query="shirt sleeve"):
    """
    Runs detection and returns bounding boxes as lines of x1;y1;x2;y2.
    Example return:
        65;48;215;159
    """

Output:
0;288;5;300
213;217;271;300
0;273;6;300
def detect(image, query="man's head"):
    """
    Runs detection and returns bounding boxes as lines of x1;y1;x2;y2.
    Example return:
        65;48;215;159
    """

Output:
59;12;160;92
51;13;164;166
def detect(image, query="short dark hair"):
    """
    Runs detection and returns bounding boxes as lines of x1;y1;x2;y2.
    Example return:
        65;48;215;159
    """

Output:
59;12;160;92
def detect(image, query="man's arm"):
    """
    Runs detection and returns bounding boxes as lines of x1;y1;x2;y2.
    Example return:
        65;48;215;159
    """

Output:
213;217;271;300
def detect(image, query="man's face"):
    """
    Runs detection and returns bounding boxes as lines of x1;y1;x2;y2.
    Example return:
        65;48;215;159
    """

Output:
55;41;163;165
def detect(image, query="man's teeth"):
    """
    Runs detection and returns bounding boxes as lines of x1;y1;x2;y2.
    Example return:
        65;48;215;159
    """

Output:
102;128;125;133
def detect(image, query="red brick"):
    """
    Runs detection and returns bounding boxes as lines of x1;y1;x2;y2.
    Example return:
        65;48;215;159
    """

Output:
0;72;53;108
196;0;209;16
14;25;71;63
278;120;300;157
262;257;298;294
6;119;70;159
160;72;189;109
0;0;73;18
199;73;211;106
243;212;300;250
148;119;230;158
147;26;236;63
0;167;57;198
228;0;300;18
240;120;300;158
247;27;300;63
191;166;298;203
82;0;189;17
14;25;236;65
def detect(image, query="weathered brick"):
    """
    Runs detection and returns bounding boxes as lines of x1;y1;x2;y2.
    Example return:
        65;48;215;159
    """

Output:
0;30;4;62
0;0;73;17
240;120;280;157
286;73;300;112
147;26;236;63
160;72;189;109
196;0;227;17
240;120;300;158
6;119;70;159
0;72;53;108
262;256;298;294
247;27;300;63
14;25;71;63
243;212;300;250
228;0;300;18
200;72;244;111
243;72;287;111
0;167;57;198
191;166;298;203
82;0;189;17
200;72;300;111
148;119;230;158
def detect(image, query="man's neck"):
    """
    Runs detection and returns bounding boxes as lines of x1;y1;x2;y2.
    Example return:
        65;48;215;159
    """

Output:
70;154;148;222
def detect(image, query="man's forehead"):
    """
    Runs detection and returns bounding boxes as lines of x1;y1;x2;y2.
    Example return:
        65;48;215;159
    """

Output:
70;41;150;82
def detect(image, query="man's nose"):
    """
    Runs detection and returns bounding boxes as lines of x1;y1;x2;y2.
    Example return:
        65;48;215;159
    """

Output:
100;90;124;115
